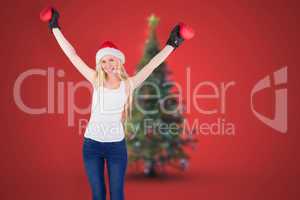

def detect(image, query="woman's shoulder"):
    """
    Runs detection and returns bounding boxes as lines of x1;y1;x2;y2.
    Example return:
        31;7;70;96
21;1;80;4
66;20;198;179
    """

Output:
123;79;129;91
123;78;134;96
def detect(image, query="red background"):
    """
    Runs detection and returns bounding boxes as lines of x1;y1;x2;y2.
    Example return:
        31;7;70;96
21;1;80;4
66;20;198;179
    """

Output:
1;0;299;199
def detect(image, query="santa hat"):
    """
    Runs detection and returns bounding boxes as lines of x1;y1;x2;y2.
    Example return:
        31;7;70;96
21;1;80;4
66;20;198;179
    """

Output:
95;41;125;67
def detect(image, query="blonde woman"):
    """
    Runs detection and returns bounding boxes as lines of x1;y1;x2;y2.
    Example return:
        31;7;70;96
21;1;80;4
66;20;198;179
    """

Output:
45;7;186;200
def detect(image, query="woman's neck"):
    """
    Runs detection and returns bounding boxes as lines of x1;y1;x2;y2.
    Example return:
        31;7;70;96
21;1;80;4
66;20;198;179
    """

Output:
104;75;121;88
106;75;120;83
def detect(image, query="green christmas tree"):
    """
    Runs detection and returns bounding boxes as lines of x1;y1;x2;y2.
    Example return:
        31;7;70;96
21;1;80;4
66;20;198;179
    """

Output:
125;14;197;177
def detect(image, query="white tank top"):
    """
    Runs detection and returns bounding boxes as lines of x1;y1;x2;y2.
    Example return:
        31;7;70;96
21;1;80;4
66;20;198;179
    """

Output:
84;80;128;142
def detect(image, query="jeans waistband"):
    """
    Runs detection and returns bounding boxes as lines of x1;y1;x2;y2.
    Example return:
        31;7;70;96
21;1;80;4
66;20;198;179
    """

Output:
84;137;125;144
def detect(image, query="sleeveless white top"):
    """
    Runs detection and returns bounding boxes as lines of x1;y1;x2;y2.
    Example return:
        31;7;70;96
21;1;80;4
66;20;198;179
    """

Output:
84;80;128;142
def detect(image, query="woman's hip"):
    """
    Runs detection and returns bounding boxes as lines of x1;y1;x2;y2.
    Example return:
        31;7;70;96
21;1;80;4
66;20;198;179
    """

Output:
82;137;127;157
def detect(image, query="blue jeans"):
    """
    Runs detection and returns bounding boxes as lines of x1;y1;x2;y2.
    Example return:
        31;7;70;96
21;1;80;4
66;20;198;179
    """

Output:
82;137;128;200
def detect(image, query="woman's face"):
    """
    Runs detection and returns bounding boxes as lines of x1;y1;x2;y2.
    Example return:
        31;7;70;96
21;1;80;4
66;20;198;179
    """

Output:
100;55;120;75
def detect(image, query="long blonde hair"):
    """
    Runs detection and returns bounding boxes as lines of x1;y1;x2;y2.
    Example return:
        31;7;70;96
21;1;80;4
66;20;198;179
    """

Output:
92;59;134;127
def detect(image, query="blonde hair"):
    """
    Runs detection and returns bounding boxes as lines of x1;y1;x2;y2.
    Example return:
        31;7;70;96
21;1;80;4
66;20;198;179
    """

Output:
92;59;134;129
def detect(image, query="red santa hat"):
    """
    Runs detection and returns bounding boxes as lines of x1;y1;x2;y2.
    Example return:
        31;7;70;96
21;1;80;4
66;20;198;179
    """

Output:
95;41;125;67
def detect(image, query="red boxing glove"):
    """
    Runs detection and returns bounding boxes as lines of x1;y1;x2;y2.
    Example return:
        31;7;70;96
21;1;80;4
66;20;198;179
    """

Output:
179;22;195;40
40;6;60;31
40;6;53;22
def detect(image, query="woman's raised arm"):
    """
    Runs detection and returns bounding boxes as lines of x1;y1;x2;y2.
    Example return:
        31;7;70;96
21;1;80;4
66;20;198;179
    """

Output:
129;45;174;89
129;23;186;90
42;7;96;84
52;28;96;84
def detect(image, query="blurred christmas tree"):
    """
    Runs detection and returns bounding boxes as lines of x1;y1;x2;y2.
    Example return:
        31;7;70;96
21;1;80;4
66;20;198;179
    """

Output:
125;14;197;177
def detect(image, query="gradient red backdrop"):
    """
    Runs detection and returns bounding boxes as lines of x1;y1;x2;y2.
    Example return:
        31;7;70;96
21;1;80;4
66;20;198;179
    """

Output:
1;0;299;199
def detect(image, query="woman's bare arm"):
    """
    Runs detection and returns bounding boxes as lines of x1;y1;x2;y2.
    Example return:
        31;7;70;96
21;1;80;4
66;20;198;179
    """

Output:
129;45;174;89
52;28;96;83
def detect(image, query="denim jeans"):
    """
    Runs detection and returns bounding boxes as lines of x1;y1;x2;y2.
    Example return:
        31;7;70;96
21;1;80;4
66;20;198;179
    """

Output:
82;137;128;200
